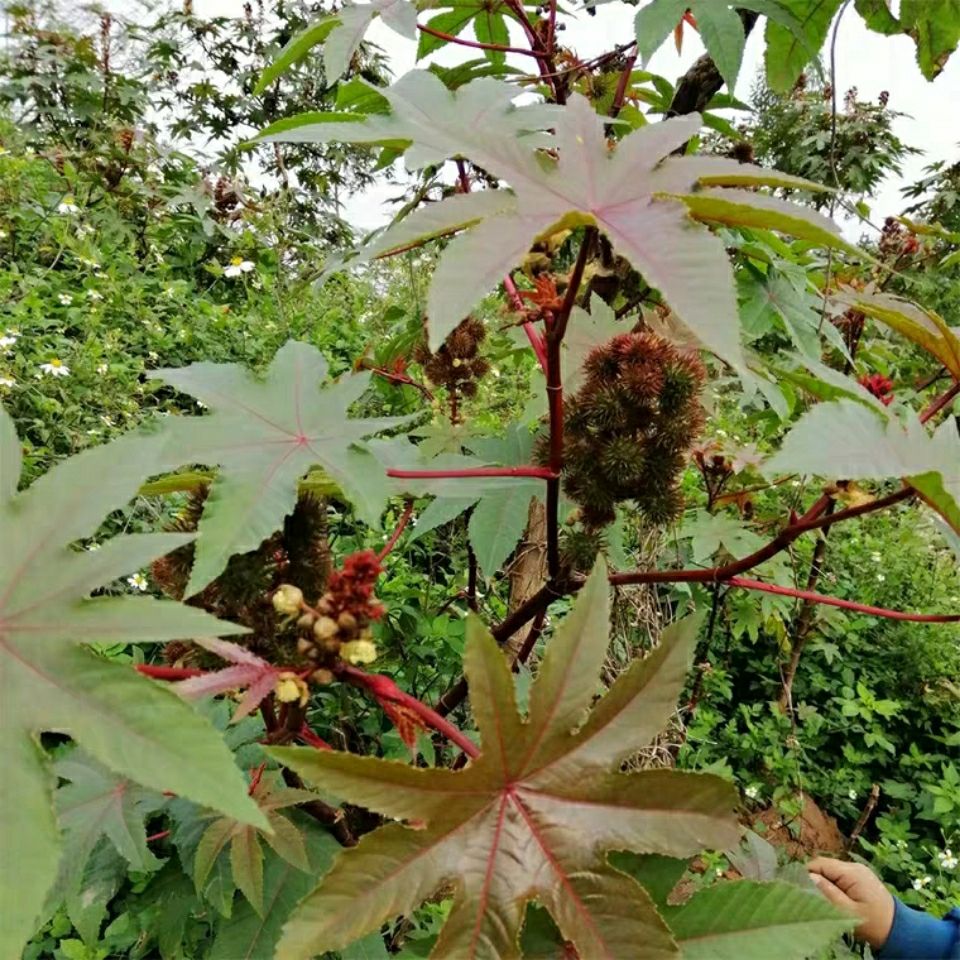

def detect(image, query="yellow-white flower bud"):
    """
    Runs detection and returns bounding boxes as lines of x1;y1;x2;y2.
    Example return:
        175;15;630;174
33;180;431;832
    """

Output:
272;584;304;616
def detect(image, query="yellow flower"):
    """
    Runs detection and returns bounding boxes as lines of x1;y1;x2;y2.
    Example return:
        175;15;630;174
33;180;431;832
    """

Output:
341;639;378;665
274;672;309;707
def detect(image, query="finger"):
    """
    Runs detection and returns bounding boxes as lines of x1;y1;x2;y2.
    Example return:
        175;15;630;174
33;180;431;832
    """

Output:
809;873;859;916
808;857;856;886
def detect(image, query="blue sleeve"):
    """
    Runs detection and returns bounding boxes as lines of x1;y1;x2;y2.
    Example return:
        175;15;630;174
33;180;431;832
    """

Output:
878;899;960;959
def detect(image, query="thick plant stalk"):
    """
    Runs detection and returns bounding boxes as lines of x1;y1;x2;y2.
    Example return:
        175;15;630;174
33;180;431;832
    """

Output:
387;465;557;480
378;500;414;561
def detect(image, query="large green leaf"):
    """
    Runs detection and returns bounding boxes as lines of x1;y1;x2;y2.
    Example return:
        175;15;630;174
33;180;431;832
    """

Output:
664;880;851;958
860;0;960;80
418;0;515;67
0;408;264;958
274;81;840;367
269;561;741;959
764;0;844;93
764;399;960;532
258;70;563;171
155;341;414;594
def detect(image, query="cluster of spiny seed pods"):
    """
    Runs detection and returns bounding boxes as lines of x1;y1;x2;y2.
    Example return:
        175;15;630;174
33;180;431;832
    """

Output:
547;331;706;528
413;316;490;406
274;549;385;683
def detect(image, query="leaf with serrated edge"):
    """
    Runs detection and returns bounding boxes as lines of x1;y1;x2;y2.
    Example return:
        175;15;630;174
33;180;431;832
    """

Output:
664;880;851;959
0;408;263;958
279;82;843;365
269;559;739;959
154;341;414;594
764;400;960;533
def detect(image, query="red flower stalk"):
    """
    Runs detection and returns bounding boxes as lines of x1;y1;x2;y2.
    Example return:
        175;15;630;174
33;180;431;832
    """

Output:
858;372;895;406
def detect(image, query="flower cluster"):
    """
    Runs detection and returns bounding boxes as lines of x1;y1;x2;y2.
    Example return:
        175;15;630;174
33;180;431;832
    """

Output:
413;316;490;401
280;550;385;674
546;331;706;528
859;372;895;406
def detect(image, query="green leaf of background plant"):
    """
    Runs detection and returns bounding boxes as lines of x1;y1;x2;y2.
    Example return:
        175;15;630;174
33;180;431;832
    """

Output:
254;17;339;93
663;880;851;958
268;560;740;959
155;341;414;595
764;0;844;93
0;410;264;959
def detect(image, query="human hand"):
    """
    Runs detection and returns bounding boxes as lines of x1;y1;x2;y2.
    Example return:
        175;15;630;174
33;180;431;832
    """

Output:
807;856;895;950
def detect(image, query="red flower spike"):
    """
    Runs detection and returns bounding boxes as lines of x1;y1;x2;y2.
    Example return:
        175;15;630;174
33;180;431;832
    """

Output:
858;373;895;406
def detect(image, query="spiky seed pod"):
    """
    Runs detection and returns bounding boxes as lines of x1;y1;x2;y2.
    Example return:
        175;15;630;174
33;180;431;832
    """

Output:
560;527;605;575
549;332;706;529
413;316;489;397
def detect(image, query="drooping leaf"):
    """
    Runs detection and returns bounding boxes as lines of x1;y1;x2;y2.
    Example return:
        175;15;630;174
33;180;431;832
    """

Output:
209;816;341;960
253;17;339;93
764;0;844;93
861;0;960;81
192;773;315;916
774;353;890;414
0;409;264;958
269;561;742;959
764;400;960;532
663;880;851;958
637;0;807;92
154;341;414;595
839;290;960;378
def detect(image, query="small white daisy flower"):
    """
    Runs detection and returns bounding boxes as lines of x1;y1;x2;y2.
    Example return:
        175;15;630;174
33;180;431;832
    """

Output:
86;289;104;301
97;363;109;375
57;196;79;215
0;228;7;239
744;785;759;800
938;849;958;870
58;293;73;306
0;334;17;350
39;359;70;377
911;876;932;890
848;789;858;800
223;256;255;278
0;376;15;388
75;223;95;238
127;572;148;591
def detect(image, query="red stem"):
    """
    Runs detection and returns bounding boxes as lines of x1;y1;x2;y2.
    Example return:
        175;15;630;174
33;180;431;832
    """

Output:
337;664;480;759
609;54;637;118
378;500;415;561
727;577;960;623
387;466;557;480
919;378;960;424
146;830;171;843
416;22;542;57
136;664;204;680
365;363;434;400
247;762;266;796
299;724;332;750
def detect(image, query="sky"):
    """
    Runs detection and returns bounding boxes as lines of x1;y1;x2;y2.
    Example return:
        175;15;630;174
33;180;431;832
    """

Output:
193;0;960;235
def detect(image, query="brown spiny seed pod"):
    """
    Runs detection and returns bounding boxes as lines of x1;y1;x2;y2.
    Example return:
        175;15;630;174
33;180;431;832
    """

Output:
539;331;705;528
413;316;489;394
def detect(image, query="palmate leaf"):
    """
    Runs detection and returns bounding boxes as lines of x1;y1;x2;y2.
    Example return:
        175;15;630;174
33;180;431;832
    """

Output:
764;399;960;533
857;0;960;81
192;774;315;916
0;408;264;958
418;0;518;67
270;561;743;959
154;341;414;595
208;815;341;960
268;79;845;366
764;0;844;93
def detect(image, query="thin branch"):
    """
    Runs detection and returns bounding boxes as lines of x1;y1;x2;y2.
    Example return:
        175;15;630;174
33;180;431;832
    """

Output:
387;466;557;480
513;608;546;671
337;664;480;759
727;577;960;623
846;784;881;852
364;362;435;401
378;500;415;561
609;54;637;119
416;22;542;58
